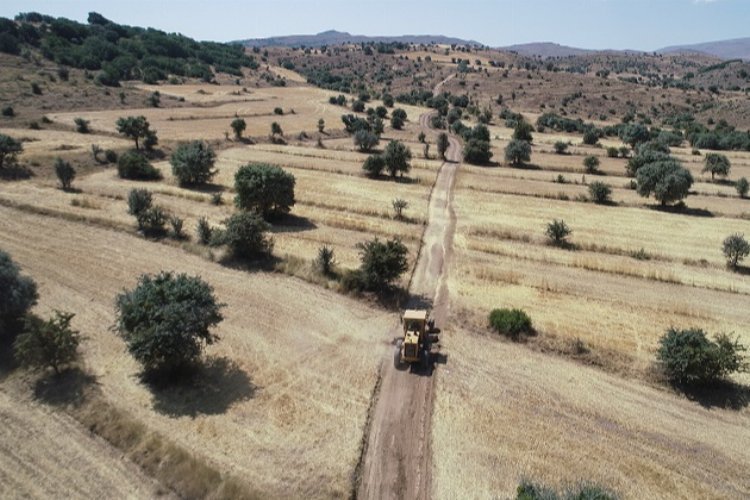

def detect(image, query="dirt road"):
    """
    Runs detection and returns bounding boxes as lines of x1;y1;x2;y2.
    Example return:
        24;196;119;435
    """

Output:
356;112;460;499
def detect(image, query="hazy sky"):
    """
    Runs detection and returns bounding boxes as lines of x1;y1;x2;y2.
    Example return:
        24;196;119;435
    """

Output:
1;0;747;50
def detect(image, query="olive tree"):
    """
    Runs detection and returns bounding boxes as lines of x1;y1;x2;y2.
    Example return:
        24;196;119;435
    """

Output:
234;163;295;219
354;129;379;152
0;250;38;333
0;134;22;170
702;153;730;181
737;177;749;198
218;212;274;260
114;272;225;373
723;233;749;269
545;219;571;246
383;140;412;178
355;237;408;291
231;117;246;140
588;181;612;204
170;141;217;186
505;139;531;167
437;133;450;160
362;154;386;178
583;155;600;174
115;116;155;150
636;160;693;206
14;311;80;374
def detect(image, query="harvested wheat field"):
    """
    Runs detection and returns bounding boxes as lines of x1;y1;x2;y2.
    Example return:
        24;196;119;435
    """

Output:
0;388;171;499
0;205;395;498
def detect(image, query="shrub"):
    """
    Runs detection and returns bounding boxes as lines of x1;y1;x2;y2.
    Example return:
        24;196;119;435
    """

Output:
362;155;386;178
104;149;118;163
516;479;617;500
546;219;572;246
318;118;325;133
463;139;493;164
606;147;619;158
636;160;693;206
54;157;75;190
169;215;185;239
582;128;599;145
234;163;295;219
588;181;612;204
314;245;335;276
170;141;217;186
196;216;213;245
138;206;168;236
352;100;365;112
0;134;23;170
354;130;379;152
355;237;408;291
74;117;90;133
723;233;749;269
13;311;80;374
0;250;38;332
127;188;153;219
657;328;748;385
583;155;600;174
147;91;160;107
505;139;531;166
1;106;14;117
383;140;412;177
219;211;274;260
231;117;246;139
273;107;283;115
390;114;405;130
31;82;42;95
270;122;283;138
114;272;224;373
489;308;532;340
513;119;534;142
553;141;568;154
117;151;161;180
736;177;749;198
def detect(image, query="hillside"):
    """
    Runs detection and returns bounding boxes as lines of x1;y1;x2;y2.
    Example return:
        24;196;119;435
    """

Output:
500;42;596;58
236;29;480;47
659;37;750;60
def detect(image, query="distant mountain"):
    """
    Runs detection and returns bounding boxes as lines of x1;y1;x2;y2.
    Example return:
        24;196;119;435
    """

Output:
235;30;480;48
499;42;595;58
658;37;750;60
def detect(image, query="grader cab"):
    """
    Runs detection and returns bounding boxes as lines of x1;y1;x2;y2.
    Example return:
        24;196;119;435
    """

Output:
399;309;439;366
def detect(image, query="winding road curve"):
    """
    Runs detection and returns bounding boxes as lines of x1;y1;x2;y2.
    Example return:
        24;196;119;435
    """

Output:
356;74;460;499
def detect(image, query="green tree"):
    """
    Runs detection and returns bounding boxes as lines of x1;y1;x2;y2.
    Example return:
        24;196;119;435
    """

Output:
234;163;295;219
127;188;153;220
588;181;612;204
545;219;571;246
117;151;161;180
736;177;749;198
54;157;75;190
115;116;153;150
390;114;405;130
657;328;748;386
505;139;531;167
723;233;750;269
317;118;325;133
218;211;274;260
383;140;412;178
362;154;386;178
636;160;693;206
583;155;600;174
0;250;38;333
74;117;90;133
356;237;408;291
437;133;450;160
463;138;493;164
553;141;568;154
231;117;246;140
702;153;730;181
582;128;599;146
618;123;650;148
114;272;224;373
271;121;283;138
314;245;335;276
170;141;217;186
14;311;80;374
392;198;408;219
513;119;534;142
0;134;22;170
354;130;379;152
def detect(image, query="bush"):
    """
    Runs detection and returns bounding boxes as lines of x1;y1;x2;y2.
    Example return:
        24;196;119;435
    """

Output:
234;163;295;219
219;211;274;260
54;157;75;190
657;328;748;386
118;151;161;180
13;311;80;374
352;100;365;112
273;107;283;115
553;141;568;154
1;106;14;117
606;146;619;158
169;215;185;239
582;128;599;145
513;119;534;142
736;177;749;198
231;117;246;139
588;181;612;204
74;117;90;133
583;155;600;174
489;308;532;340
390;114;404;130
0;250;38;332
463;139;493;164
196;216;213;245
170;141;217;186
314;245;335;276
127;188;152;218
383;140;412;177
546;219;572;246
516;479;617;500
505;139;531;166
0;134;23;170
104;149;118;163
723;233;749;269
355;237;408;291
114;272;224;373
362;154;386;178
636;160;693;206
138;206;168;236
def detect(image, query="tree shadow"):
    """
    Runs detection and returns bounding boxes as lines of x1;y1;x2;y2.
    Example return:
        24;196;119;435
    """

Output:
218;253;281;273
650;204;714;218
673;380;750;410
728;265;750;276
144;356;256;418
511;162;542;170
268;213;317;233
183;182;225;194
0;164;33;180
33;367;97;408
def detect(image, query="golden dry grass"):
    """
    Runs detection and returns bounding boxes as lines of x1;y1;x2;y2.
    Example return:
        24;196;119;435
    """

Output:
0;205;395;498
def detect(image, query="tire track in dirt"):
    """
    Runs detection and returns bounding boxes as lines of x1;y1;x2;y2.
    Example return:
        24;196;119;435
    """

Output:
356;105;460;499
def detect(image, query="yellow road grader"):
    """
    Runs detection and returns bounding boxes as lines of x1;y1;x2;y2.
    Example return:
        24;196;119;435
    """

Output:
397;309;440;368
